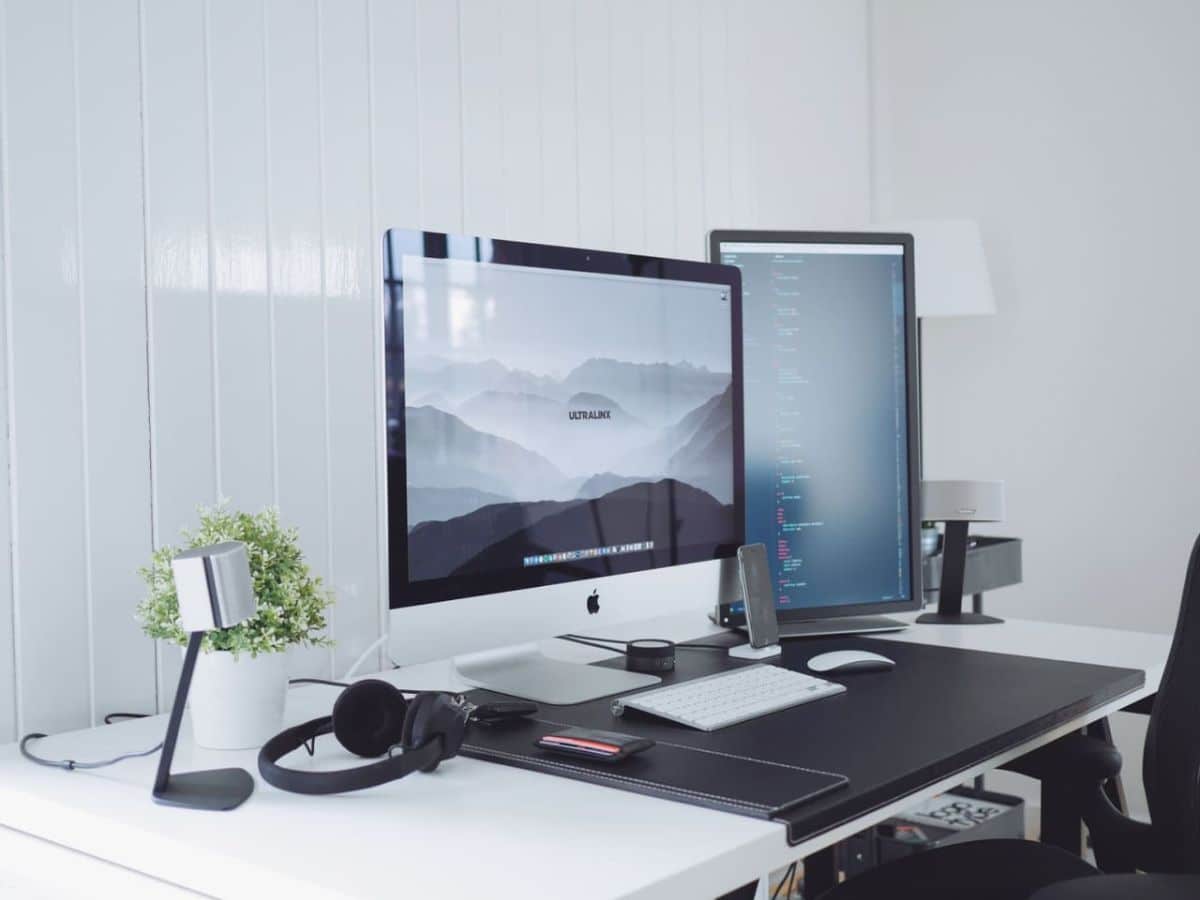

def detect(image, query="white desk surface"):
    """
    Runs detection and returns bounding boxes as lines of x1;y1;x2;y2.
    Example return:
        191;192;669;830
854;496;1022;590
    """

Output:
0;613;1169;900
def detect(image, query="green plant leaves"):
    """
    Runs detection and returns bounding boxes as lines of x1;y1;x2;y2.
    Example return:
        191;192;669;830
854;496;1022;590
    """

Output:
135;503;334;657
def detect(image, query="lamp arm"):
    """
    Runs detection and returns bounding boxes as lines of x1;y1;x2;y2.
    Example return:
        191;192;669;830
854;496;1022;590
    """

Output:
152;631;204;795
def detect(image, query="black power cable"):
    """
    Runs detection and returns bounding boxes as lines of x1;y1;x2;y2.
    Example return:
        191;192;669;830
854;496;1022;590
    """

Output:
20;733;163;771
102;712;148;725
560;633;731;651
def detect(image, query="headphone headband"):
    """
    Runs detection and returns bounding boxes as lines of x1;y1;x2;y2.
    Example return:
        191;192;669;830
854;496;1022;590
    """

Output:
258;715;444;795
256;681;536;797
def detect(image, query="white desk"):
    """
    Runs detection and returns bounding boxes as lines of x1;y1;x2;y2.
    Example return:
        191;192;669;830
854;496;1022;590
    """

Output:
0;614;1169;899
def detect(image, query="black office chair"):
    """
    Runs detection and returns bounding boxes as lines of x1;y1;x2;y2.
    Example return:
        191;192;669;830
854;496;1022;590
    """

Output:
818;533;1200;900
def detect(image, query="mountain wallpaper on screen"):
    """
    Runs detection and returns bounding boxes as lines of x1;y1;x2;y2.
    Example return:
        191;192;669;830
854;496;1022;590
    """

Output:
397;355;735;582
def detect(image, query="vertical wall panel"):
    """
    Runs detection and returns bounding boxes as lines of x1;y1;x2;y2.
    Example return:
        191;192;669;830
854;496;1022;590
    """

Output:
368;0;422;662
459;0;506;236
414;0;463;233
538;0;579;243
3;0;90;734
320;0;382;674
76;0;156;722
267;0;334;678
725;4;755;227
640;1;675;257
370;0;421;230
142;0;218;706
608;0;644;252
499;0;542;241
210;0;273;513
670;0;705;259
0;0;18;743
573;0;614;250
698;0;732;232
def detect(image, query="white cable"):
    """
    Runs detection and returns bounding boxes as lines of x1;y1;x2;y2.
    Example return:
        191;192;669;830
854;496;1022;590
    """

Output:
340;634;389;681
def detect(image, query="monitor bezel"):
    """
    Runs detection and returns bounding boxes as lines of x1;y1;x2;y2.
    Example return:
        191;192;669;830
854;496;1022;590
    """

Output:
384;229;746;610
708;229;922;625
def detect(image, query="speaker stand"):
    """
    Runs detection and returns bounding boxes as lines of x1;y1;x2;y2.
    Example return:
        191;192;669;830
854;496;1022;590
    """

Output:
151;631;255;811
916;520;1004;626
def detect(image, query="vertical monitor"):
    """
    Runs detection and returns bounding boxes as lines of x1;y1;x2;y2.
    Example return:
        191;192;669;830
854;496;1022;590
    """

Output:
710;231;920;623
384;230;745;610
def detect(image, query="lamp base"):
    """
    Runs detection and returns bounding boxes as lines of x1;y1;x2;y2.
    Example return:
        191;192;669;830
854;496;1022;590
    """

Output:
152;768;254;811
915;611;1004;626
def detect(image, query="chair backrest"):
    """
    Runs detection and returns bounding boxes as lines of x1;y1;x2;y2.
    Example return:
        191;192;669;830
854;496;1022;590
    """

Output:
1143;533;1200;872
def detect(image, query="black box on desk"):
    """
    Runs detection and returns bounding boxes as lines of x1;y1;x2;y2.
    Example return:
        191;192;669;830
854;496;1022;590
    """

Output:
876;787;1025;863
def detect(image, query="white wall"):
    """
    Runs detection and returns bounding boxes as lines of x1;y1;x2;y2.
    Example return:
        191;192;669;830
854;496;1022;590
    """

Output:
0;0;872;740
871;0;1200;819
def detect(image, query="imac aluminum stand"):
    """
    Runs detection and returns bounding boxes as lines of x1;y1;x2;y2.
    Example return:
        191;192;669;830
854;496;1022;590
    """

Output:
453;643;660;705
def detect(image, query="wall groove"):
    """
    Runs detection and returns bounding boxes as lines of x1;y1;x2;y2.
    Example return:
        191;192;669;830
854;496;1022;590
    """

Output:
364;0;387;672
134;0;162;714
262;0;280;511
314;0;336;679
201;0;222;500
0;0;23;739
68;0;98;726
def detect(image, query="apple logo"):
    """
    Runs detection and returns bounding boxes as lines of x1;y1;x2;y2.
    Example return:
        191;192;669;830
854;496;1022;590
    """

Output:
586;590;600;615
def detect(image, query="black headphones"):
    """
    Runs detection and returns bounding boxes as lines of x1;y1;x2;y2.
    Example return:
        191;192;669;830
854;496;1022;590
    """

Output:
258;679;535;795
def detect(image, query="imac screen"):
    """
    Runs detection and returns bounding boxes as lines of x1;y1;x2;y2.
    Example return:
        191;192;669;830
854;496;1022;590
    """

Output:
384;231;743;608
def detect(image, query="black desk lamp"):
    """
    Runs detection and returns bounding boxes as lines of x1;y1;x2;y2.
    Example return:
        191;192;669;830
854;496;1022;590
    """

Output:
153;541;258;810
917;481;1006;625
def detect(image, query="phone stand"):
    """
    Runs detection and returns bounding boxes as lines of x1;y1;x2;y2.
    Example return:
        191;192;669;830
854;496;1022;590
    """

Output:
729;642;782;660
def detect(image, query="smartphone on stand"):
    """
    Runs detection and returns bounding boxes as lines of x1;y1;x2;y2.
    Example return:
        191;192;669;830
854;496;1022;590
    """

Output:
737;543;780;651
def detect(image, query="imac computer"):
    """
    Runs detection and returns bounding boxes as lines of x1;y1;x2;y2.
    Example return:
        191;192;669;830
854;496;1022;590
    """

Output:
382;230;745;703
709;231;921;637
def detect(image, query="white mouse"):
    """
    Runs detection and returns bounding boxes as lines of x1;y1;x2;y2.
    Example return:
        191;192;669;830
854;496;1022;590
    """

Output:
807;649;895;674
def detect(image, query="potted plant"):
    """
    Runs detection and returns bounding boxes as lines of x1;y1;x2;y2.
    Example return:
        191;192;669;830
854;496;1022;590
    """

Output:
137;504;333;750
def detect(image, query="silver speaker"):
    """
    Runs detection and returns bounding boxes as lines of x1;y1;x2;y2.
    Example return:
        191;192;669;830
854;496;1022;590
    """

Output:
170;541;257;632
921;480;1005;523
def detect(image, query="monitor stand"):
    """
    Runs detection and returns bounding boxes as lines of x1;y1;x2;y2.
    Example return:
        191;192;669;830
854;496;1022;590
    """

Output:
776;615;908;639
452;643;660;705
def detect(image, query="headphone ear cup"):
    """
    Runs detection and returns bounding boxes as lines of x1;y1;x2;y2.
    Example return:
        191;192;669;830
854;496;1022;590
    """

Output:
331;679;409;758
402;693;468;772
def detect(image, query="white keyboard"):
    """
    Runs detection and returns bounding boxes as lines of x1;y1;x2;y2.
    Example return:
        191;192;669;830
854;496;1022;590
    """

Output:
610;664;846;732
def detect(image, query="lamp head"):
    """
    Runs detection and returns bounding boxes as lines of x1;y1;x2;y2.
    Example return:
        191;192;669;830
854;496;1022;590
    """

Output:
171;541;257;632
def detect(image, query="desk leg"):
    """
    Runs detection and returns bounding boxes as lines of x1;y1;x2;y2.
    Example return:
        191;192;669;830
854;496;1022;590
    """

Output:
803;847;837;897
1086;718;1127;813
1040;778;1083;855
1085;717;1128;869
971;592;985;791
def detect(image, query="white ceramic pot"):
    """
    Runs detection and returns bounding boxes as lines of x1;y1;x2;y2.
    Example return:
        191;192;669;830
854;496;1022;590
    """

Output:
187;648;287;750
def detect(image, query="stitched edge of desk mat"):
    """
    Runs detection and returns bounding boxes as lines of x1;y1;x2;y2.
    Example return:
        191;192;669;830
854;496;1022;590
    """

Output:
460;717;850;822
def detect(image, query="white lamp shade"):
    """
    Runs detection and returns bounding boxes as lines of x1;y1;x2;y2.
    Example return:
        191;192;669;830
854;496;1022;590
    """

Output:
877;218;996;318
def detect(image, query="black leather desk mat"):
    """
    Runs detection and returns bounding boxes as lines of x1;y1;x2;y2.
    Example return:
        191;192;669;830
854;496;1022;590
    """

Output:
461;634;1144;845
461;718;848;821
